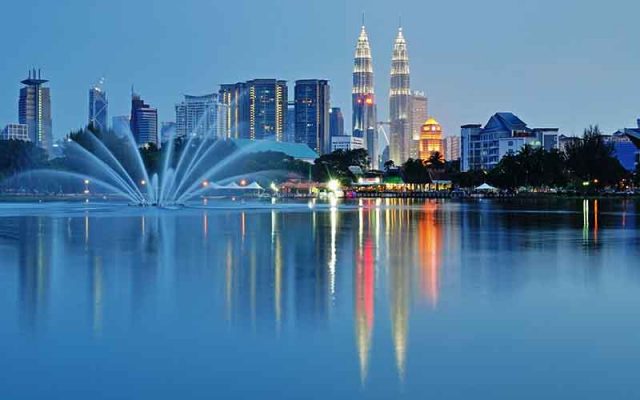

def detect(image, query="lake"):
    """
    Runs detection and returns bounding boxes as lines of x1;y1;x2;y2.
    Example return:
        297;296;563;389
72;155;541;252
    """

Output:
0;198;639;399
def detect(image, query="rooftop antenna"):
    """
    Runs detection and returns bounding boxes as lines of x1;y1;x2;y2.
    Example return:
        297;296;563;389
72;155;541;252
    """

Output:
362;12;365;27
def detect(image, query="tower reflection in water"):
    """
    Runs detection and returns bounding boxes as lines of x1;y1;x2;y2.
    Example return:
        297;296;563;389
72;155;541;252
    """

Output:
3;200;445;387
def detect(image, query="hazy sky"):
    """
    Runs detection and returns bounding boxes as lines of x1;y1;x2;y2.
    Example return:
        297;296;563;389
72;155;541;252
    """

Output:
1;0;638;140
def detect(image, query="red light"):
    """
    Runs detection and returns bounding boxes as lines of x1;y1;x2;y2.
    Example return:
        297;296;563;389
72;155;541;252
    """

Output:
365;98;374;105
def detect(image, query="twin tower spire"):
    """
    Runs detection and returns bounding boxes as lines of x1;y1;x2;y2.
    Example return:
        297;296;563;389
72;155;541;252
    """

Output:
352;22;412;167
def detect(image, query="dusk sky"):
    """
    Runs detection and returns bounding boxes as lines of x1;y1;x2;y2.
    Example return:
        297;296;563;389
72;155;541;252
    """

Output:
1;0;638;140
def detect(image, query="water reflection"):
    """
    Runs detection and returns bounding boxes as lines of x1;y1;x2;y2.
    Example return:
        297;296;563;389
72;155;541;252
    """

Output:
1;198;640;394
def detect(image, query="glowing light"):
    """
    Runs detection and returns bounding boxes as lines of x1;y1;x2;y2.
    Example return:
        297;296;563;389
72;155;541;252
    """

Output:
365;97;374;105
202;180;209;187
140;180;146;186
327;179;340;192
240;179;247;186
84;179;90;185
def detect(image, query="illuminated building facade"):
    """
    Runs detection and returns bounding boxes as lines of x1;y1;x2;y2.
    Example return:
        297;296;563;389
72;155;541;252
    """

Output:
389;27;411;164
175;93;227;140
419;118;443;160
1;124;29;141
88;82;108;132
409;91;428;160
443;136;461;161
294;79;330;154
352;25;378;167
19;69;52;151
219;80;287;141
130;93;158;146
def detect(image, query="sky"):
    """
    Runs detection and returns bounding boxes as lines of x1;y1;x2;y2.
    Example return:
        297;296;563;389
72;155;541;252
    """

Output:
0;0;639;140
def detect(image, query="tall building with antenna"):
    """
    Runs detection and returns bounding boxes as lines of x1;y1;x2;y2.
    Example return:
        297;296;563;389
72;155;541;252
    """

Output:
89;79;108;132
389;26;411;164
19;69;52;151
352;22;378;168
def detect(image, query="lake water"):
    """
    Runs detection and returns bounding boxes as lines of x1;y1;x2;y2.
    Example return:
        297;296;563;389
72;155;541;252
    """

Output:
0;198;639;399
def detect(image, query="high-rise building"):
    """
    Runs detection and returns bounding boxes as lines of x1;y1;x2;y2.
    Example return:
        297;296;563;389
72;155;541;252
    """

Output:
443;136;461;161
19;69;52;151
409;91;428;159
294;79;330;154
285;101;295;142
88;81;108;132
389;27;411;164
352;25;377;167
219;79;287;141
1;124;29;141
175;94;226;140
130;92;158;147
329;107;344;138
419;118;443;160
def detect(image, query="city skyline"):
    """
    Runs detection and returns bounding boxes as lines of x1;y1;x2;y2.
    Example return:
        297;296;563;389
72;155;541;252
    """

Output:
1;1;639;142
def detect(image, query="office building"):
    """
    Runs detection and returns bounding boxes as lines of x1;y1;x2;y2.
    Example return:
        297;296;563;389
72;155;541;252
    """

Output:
130;93;158;146
285;101;295;142
19;69;52;151
175;93;226;139
219;79;287;141
352;25;378;167
461;112;559;171
329;107;345;138
112;115;131;138
294;79;330;154
409;92;428;159
419;118;443;160
389;27;411;164
331;135;364;152
88;82;108;132
443;136;461;161
1;123;29;141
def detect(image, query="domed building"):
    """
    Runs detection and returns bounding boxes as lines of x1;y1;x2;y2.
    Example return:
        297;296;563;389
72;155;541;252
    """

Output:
419;118;443;160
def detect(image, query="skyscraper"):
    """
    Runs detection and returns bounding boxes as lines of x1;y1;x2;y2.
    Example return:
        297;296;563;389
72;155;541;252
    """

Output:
409;91;428;159
329;107;344;138
88;81;108;132
389;27;411;164
130;92;158;147
175;93;226;140
294;79;330;154
219;79;287;141
19;69;52;151
352;25;377;167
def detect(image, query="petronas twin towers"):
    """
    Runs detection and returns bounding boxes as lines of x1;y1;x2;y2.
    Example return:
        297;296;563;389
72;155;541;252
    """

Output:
352;23;414;167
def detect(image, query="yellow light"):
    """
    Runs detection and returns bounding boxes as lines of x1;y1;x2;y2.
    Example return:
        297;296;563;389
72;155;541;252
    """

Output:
327;179;340;192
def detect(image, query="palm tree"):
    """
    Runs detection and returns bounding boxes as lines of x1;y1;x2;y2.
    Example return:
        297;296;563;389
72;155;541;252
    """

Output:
426;151;445;169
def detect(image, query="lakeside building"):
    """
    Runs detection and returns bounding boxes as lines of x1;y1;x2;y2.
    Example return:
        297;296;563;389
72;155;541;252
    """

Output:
175;94;227;139
461;113;559;171
230;138;318;164
88;82;108;132
331;135;364;152
219;79;287;141
352;24;378;167
389;27;411;164
419;118;443;160
130;93;158;147
329;107;345;138
19;69;52;152
285;101;295;143
443;136;461;161
1;123;29;141
409;91;428;160
294;79;330;155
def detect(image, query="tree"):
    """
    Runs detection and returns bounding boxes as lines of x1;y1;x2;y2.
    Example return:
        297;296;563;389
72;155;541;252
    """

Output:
565;125;627;187
402;158;431;184
312;149;369;183
426;151;445;169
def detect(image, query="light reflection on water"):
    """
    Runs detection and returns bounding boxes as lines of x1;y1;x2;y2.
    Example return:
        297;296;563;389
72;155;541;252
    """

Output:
0;198;639;399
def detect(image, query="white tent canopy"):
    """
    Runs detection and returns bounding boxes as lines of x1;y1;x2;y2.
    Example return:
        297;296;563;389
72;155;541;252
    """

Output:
475;183;498;191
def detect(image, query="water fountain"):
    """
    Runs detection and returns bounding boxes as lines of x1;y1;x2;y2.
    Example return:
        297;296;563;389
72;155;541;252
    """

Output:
6;123;282;207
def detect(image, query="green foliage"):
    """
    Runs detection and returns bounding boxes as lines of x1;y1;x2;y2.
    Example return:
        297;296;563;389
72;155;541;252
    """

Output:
564;125;627;187
401;158;431;184
312;149;369;183
0;140;50;180
487;145;568;189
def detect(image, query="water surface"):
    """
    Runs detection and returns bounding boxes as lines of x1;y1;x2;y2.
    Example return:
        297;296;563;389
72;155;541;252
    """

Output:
0;198;639;399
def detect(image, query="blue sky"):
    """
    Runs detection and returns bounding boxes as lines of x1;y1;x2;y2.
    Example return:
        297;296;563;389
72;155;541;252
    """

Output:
1;0;638;140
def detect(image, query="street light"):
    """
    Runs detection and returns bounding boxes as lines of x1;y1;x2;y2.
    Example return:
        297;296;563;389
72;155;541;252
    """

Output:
327;179;340;192
140;180;146;186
